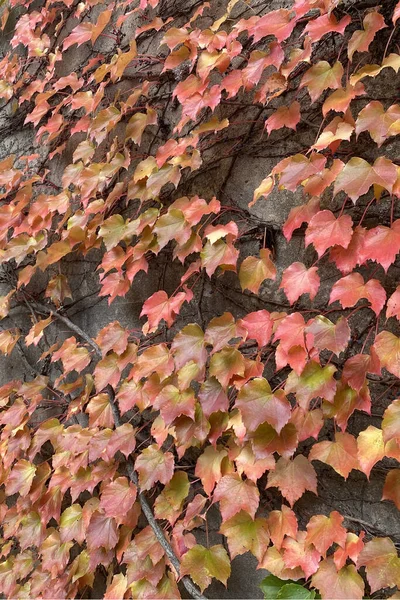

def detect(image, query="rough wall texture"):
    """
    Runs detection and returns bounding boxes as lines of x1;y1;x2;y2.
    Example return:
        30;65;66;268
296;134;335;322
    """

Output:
1;0;400;597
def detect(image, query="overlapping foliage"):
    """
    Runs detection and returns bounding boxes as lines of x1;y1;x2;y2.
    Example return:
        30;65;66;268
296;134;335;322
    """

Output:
0;0;400;597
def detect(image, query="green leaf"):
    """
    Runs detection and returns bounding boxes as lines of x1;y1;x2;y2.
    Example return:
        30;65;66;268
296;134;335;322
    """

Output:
277;584;316;599
260;576;317;600
260;575;296;599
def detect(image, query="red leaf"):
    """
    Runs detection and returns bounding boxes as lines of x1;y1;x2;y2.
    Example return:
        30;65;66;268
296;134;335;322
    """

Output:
86;511;118;551
300;61;344;102
213;474;259;521
267;505;298;550
195;446;231;496
303;13;350;42
280;262;320;305
282;531;321;579
382;469;400;509
236;377;291;433
305;210;353;257
140;288;193;333
348;11;387;61
306;511;347;555
135;444;174;491
283;197;320;241
245;9;296;43
312;558;364;600
357;537;400;593
265;101;300;134
266;455;317;507
334;157;397;201
153;384;196;426
238;310;273;347
373;331;400;378
307;315;350;355
100;477;137;519
361;220;400;271
95;321;129;357
387;286;400;320
329;272;386;316
309;432;359;479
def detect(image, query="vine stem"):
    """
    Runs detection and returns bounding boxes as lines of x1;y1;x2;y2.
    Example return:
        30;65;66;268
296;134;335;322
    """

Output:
31;300;207;600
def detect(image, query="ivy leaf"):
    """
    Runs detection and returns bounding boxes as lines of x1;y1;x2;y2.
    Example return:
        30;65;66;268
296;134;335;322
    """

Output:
305;211;353;257
6;459;36;497
198;377;229;417
209;346;245;388
251;422;298;460
265;101;301;134
51;337;91;375
246;9;296;43
60;504;85;545
312;559;364;600
306;511;347;555
307;315;350;355
140;288;193;333
200;238;239;277
348;11;386;61
282;531;321;580
171;323;207;369
266;455;317;507
86;393;114;428
135;444;174;491
334;157;397;201
280;262;320;305
100;477;137;519
357;537;400;593
329;225;367;275
373;331;400;378
311;115;354;152
63;23;93;51
322;82;366;117
303;13;351;43
154;471;190;525
260;574;298;599
236;377;291;433
195;446;231;496
357;426;385;478
382;398;400;443
238;310;273;347
285;361;337;409
387;286;400;320
104;574;128;600
220;511;270;561
309;432;359;479
355;101;400;146
204;312;244;353
361;220;400;271
382;469;400;509
267;506;298;550
239;248;276;294
329;273;386;316
153;384;196;425
180;544;231;592
86;511;118;551
300;61;344;102
333;532;365;570
283;197;320;241
94;321;129;357
213;474;260;521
